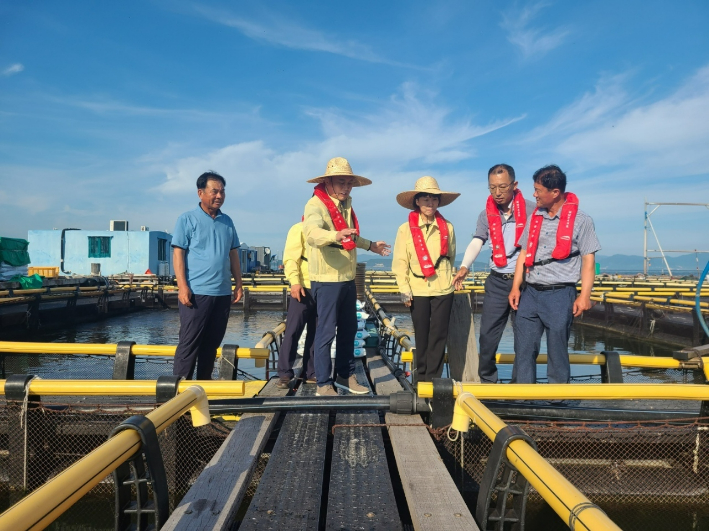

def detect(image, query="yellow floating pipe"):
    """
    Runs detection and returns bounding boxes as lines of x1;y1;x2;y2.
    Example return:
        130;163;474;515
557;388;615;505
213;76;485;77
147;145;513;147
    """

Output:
494;353;694;370
0;379;251;397
0;341;269;359
456;393;620;531
0;386;209;531
417;382;708;401
402;351;697;370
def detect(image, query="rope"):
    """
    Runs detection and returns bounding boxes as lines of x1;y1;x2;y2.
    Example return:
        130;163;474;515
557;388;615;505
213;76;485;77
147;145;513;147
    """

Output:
21;375;39;490
20;375;39;430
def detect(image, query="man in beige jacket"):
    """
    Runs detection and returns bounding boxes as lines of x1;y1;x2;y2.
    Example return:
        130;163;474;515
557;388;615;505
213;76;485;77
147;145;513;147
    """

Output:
303;157;390;396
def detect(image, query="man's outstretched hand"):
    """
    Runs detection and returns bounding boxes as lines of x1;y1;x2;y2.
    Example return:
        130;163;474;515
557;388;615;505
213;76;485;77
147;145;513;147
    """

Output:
370;241;391;256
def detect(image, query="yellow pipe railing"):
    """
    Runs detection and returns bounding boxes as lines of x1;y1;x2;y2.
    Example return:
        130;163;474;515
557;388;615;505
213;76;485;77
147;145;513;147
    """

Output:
0;341;269;359
0;385;210;531
400;351;703;371
0;379;263;398
417;382;708;401
452;393;620;531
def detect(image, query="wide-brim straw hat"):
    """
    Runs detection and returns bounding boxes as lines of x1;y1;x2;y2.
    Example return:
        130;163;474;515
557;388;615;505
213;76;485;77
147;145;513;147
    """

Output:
307;157;372;187
396;176;460;210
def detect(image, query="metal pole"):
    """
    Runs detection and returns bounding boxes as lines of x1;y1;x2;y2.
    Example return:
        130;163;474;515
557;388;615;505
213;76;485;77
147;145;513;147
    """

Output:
643;199;647;275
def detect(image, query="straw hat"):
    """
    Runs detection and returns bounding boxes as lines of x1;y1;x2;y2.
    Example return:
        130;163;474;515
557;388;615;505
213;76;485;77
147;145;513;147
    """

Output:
396;176;460;210
307;157;372;187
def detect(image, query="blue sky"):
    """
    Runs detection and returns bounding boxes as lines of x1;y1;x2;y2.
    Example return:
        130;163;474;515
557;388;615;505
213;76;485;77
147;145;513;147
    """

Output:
1;1;708;260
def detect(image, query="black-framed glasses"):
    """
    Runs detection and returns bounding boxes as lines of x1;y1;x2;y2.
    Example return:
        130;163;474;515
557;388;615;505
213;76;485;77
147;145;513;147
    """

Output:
489;183;512;193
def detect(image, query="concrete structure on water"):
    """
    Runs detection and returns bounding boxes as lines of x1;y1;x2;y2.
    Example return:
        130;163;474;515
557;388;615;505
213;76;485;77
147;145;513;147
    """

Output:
28;227;173;276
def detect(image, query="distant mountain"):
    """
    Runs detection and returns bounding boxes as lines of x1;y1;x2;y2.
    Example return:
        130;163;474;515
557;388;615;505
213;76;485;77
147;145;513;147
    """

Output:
364;253;707;276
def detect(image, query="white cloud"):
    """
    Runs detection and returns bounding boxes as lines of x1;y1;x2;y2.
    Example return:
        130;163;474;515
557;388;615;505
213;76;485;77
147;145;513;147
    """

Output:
150;85;522;249
512;67;709;255
2;63;24;77
156;84;523;196
193;6;414;67
530;67;709;178
500;2;569;58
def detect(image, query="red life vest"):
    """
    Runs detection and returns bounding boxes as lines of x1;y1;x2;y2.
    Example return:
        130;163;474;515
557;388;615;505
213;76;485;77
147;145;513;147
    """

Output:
524;192;579;268
313;183;360;251
486;190;527;268
409;211;449;279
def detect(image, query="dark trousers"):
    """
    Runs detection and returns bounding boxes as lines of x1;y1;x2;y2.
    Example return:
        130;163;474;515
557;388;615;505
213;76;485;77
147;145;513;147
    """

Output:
174;294;232;380
310;280;357;386
479;275;516;383
512;285;576;384
410;292;454;383
278;288;316;380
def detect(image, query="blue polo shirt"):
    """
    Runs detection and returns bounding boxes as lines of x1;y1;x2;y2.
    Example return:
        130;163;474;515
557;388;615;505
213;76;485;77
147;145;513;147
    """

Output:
172;205;240;296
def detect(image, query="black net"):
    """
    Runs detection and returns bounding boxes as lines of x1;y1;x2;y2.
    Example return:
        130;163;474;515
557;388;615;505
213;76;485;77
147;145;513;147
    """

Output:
0;353;261;381
434;417;709;531
0;400;233;530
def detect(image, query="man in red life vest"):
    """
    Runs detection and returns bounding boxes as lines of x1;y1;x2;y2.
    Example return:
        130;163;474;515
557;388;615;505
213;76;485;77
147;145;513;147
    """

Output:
453;164;535;383
508;165;600;384
303;157;391;396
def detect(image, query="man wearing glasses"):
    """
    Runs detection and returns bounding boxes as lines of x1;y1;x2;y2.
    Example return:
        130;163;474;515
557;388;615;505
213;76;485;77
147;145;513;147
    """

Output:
454;164;535;383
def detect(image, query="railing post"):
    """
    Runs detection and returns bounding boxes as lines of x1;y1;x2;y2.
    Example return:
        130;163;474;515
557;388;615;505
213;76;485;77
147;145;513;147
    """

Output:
429;378;454;429
110;415;169;531
410;348;419;387
243;287;251;313
112;341;137;380
600;350;624;383
5;375;39;492
219;344;239;380
476;425;536;530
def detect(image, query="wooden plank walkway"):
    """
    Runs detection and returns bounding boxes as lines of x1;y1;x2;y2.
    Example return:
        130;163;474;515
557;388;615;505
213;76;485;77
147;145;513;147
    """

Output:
239;383;329;530
326;361;401;530
163;378;288;531
365;350;480;531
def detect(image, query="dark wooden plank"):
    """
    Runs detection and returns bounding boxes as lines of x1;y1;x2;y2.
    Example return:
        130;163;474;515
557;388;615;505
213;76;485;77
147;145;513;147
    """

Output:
163;379;287;531
326;361;401;530
239;383;329;530
366;350;479;531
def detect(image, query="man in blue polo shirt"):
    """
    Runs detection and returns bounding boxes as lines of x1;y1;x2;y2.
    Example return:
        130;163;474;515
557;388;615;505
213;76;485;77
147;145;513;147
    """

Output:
171;171;243;379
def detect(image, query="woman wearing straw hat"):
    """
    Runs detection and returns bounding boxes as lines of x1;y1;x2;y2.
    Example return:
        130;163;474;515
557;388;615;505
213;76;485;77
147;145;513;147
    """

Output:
392;176;459;383
303;157;391;396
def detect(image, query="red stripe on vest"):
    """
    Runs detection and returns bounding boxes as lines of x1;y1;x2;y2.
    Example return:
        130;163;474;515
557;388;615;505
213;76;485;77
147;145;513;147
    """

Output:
313;183;359;251
409;211;449;279
486;190;527;268
525;192;579;267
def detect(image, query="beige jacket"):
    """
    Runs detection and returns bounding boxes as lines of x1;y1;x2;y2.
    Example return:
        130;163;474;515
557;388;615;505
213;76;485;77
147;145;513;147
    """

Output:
392;214;456;297
283;222;310;289
303;195;371;282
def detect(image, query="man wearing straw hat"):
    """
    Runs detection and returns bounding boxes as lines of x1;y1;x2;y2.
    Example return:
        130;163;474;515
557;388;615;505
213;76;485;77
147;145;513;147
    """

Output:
453;164;535;384
303;157;391;396
392;176;459;383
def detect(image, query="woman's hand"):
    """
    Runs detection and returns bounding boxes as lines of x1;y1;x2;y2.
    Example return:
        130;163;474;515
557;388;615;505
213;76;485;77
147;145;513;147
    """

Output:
400;292;413;307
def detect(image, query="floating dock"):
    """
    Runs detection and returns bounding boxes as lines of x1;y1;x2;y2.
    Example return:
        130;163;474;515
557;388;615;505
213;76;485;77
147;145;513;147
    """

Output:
0;288;706;530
